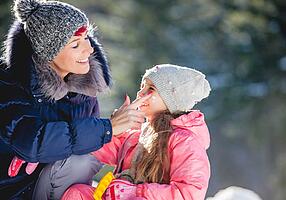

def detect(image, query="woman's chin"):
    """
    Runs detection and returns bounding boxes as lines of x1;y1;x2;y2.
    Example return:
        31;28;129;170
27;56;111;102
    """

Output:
77;64;90;74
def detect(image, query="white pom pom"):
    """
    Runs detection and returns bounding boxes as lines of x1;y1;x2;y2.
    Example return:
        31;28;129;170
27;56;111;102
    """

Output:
13;0;43;23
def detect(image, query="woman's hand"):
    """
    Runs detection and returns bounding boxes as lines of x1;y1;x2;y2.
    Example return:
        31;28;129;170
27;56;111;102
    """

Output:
110;94;151;136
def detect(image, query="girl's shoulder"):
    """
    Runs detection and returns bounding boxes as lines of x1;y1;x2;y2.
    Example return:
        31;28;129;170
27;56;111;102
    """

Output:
168;129;209;155
169;128;196;143
169;110;210;149
169;127;210;151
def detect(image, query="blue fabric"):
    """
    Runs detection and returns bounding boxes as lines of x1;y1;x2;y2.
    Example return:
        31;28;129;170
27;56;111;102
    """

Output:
0;88;112;163
0;76;112;199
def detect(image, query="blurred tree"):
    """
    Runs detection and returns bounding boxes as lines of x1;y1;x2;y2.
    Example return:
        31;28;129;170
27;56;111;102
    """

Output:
0;0;12;44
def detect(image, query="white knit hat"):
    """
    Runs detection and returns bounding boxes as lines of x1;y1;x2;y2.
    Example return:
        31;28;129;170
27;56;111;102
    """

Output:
206;186;263;200
142;64;211;114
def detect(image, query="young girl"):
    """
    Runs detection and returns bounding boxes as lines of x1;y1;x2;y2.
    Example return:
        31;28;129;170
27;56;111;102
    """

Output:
0;0;149;199
62;64;212;200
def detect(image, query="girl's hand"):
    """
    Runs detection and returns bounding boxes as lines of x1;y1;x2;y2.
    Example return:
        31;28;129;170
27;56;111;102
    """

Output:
103;179;137;200
110;94;151;136
8;156;39;177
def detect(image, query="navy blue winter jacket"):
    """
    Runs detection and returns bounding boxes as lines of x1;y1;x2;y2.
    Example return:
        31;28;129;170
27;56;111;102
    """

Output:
0;21;112;199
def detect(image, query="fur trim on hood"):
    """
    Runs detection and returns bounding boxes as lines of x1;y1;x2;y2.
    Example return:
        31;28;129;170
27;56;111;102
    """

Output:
3;21;112;101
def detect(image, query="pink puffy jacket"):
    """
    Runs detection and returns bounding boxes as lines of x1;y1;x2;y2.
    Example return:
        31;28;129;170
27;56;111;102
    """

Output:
62;110;211;200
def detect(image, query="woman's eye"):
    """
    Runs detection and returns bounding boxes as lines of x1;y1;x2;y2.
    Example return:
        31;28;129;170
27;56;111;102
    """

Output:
72;43;79;48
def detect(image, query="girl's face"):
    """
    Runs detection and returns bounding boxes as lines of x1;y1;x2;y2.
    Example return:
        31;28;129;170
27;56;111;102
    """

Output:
50;30;94;78
137;78;167;120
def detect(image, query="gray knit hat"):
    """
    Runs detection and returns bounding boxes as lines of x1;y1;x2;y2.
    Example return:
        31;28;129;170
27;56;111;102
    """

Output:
13;0;89;61
142;64;211;114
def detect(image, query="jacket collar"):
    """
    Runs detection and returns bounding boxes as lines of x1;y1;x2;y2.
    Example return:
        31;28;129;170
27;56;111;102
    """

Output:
3;21;112;101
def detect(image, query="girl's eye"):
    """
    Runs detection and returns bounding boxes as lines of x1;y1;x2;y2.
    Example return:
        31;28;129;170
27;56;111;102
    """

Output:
149;87;155;91
85;37;89;40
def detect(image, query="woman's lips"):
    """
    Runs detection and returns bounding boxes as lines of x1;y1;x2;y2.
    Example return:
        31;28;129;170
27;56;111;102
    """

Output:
77;58;89;63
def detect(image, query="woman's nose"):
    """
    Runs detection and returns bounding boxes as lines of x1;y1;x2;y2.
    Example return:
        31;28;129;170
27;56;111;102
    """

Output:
84;39;94;55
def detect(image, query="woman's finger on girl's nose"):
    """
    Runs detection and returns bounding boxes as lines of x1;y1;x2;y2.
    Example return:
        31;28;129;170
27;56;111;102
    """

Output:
129;93;151;110
118;94;131;110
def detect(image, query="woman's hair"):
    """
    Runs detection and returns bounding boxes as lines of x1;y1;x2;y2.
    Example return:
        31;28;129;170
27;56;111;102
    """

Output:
133;111;186;184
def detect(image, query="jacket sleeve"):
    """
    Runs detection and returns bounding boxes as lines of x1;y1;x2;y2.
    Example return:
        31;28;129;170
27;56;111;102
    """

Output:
91;131;131;166
0;101;112;163
136;131;211;200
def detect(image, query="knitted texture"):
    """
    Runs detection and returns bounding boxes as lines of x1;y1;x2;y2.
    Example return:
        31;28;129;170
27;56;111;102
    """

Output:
13;0;88;61
142;64;211;114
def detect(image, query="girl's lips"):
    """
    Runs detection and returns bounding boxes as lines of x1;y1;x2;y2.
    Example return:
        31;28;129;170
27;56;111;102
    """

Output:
139;102;149;108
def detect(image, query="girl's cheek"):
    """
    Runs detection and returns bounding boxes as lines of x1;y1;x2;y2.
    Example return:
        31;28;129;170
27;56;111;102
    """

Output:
146;90;153;95
151;95;156;102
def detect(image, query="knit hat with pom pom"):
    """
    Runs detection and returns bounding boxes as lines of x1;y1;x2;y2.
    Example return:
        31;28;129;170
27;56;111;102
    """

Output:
13;0;88;62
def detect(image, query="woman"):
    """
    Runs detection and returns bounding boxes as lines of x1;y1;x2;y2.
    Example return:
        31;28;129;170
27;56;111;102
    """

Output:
0;0;148;199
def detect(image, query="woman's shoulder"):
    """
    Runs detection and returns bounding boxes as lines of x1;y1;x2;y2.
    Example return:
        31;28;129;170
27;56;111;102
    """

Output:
0;69;32;105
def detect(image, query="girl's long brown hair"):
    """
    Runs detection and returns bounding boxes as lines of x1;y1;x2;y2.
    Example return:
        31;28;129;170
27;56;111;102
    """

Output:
133;111;183;184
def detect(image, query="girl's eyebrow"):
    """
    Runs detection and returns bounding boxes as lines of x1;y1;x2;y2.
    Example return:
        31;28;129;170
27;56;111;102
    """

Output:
146;83;156;89
146;82;155;87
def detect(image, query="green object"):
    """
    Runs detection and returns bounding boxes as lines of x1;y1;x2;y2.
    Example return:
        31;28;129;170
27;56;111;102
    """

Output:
93;165;115;182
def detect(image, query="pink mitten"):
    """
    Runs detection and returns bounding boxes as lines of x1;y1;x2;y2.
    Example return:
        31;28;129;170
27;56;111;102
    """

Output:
104;179;137;200
8;156;39;177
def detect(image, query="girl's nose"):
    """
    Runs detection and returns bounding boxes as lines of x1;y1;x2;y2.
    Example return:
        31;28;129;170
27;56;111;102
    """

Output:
137;91;144;98
137;90;152;98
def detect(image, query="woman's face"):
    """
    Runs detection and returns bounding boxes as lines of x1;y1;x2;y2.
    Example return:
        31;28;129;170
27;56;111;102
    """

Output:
51;30;94;78
137;78;168;120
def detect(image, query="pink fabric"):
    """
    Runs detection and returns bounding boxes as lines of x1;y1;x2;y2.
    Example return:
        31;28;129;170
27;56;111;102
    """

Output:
64;110;210;200
8;156;39;177
104;179;137;200
61;184;95;200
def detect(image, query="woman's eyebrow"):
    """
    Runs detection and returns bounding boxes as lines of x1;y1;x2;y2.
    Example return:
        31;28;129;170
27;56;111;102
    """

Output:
68;38;80;44
68;32;88;44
